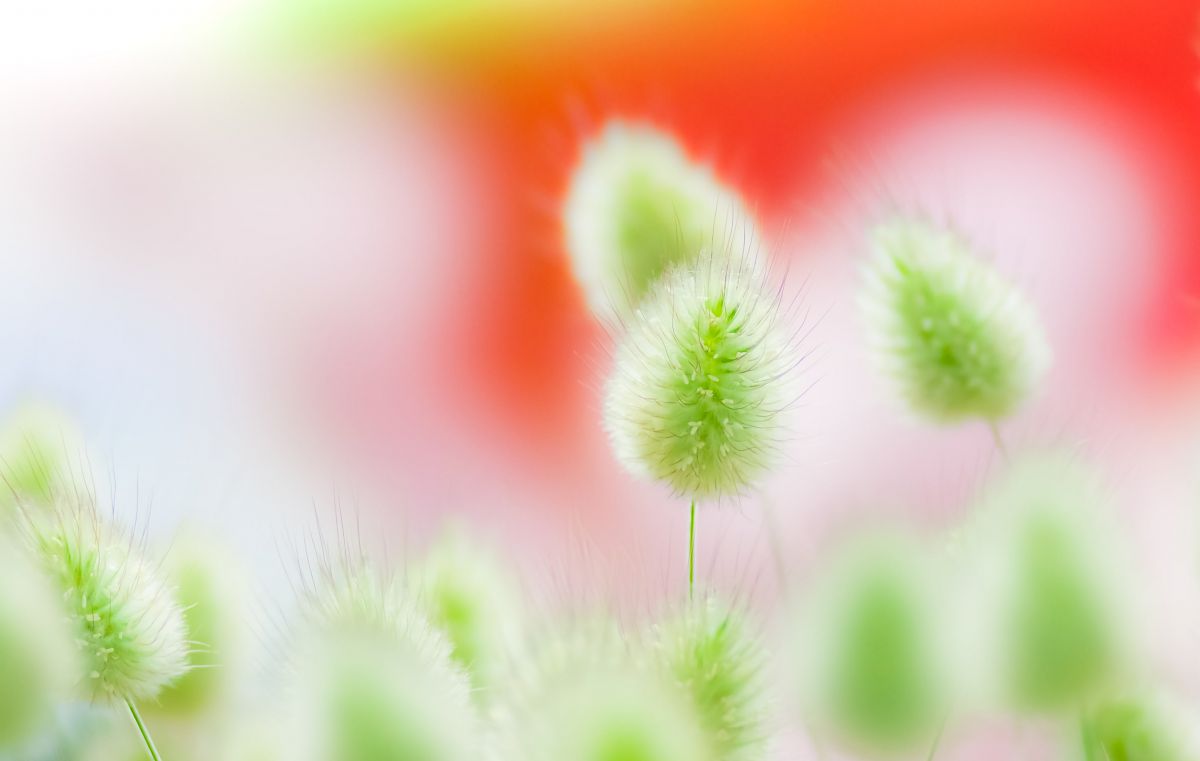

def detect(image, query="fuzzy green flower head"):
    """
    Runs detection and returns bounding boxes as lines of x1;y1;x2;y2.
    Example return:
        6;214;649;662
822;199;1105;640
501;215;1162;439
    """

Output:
1081;693;1197;761
415;529;525;695
524;669;715;761
495;623;715;761
604;256;796;499
494;618;628;715
968;453;1129;713
797;532;946;752
0;401;85;515
292;633;479;761
151;534;247;716
651;598;769;761
564;120;761;324
0;539;76;749
860;217;1050;422
285;551;477;761
293;557;469;700
24;499;189;702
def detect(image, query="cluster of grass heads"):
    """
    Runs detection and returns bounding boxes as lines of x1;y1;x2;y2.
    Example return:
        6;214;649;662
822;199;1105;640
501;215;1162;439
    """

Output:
0;118;1197;761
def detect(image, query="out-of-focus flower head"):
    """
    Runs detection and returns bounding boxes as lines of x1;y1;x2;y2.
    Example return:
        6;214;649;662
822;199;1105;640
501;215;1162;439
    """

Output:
564;120;761;326
150;533;249;716
1081;691;1200;761
0;537;75;750
414;528;526;697
860;217;1050;423
963;453;1131;713
650;596;769;761
21;497;190;703
794;530;947;753
0;402;86;519
493;619;715;761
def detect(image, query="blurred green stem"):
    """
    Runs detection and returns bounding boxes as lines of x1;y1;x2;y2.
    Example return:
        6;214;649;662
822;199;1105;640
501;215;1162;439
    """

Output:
1080;713;1103;761
926;716;946;761
688;499;696;601
126;698;162;761
988;420;1008;461
760;496;789;590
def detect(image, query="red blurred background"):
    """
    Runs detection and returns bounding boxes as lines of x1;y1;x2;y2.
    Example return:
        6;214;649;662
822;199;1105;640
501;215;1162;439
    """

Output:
312;0;1200;501
5;0;1200;604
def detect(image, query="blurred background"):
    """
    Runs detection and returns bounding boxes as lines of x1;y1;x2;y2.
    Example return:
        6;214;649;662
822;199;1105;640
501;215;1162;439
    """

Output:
5;0;1200;701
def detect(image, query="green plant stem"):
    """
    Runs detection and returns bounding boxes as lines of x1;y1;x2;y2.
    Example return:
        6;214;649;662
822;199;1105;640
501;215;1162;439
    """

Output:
1080;712;1106;761
688;499;696;601
759;496;789;591
126;698;162;761
926;717;946;761
987;419;1009;462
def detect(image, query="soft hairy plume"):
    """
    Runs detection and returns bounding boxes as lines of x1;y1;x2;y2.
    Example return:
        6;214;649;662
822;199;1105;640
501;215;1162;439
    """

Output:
604;254;801;500
493;621;715;761
22;497;189;702
797;532;946;752
651;597;770;760
968;453;1128;712
415;529;525;697
564;120;761;325
860;217;1050;422
0;538;75;749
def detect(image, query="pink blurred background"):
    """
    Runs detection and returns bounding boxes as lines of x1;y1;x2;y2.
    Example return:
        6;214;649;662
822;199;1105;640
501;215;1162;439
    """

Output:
5;8;1200;754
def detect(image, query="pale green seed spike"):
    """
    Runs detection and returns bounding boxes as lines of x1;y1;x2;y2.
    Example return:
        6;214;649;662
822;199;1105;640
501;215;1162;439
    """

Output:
564;120;761;324
539;670;715;761
295;555;472;703
799;533;946;753
150;535;247;715
415;529;525;696
495;623;716;761
494;618;628;718
287;552;479;761
973;454;1127;713
652;598;768;761
0;401;85;515
1082;694;1193;761
0;539;76;749
1009;518;1113;710
24;499;189;703
860;217;1050;422
604;255;794;499
293;634;479;761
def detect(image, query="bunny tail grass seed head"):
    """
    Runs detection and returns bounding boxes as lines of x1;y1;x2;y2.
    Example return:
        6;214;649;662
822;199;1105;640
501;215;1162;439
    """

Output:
860;217;1050;422
516;668;716;761
1080;692;1198;761
284;548;477;761
21;499;189;703
150;534;247;715
564;120;761;324
968;453;1129;713
494;622;716;761
289;551;472;701
415;529;525;696
604;254;797;499
651;597;769;761
0;539;76;749
0;401;85;517
797;532;947;753
291;632;479;761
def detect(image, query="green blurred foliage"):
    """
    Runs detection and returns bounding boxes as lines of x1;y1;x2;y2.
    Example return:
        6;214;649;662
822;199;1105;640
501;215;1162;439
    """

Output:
1082;698;1186;761
1007;516;1115;711
826;562;940;749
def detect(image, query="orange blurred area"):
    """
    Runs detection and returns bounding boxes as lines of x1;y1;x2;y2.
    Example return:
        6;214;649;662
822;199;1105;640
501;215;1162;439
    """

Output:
332;0;1200;458
5;0;1200;542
